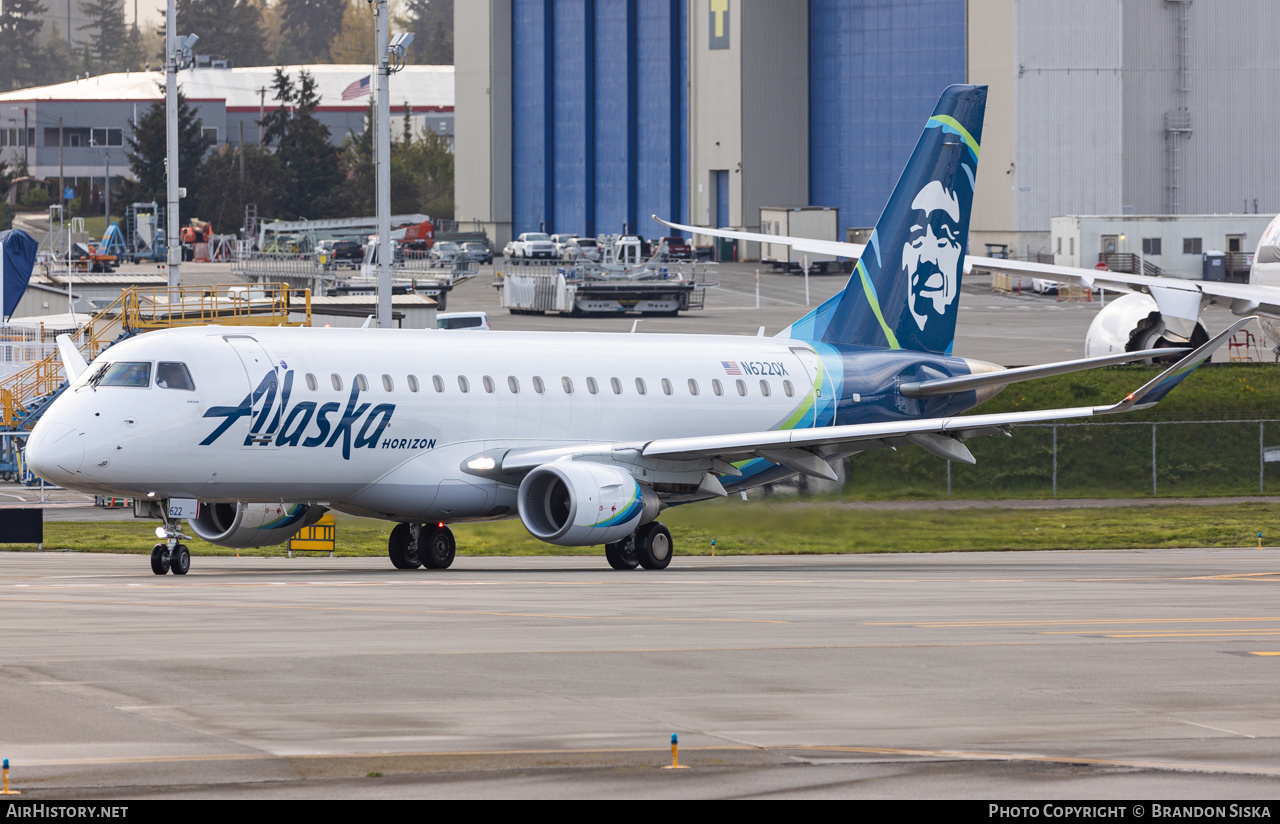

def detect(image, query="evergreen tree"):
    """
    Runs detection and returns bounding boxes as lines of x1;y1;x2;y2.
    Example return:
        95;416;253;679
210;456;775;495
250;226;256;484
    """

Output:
79;0;128;73
403;0;452;65
165;0;268;68
198;144;291;231
261;69;344;219
121;86;214;210
280;0;344;63
337;99;453;219
0;0;49;91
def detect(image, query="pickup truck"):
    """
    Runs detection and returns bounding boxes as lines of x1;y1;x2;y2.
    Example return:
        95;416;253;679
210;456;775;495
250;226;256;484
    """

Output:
504;232;558;260
660;236;693;261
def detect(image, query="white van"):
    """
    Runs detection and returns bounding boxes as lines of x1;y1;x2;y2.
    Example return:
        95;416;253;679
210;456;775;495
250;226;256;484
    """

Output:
436;311;490;331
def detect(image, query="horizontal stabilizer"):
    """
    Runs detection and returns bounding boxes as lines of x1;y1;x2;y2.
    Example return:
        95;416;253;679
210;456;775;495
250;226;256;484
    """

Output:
652;216;864;260
899;348;1187;398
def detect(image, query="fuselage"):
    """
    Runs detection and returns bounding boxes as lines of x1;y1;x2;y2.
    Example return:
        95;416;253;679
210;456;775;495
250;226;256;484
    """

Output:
25;325;989;523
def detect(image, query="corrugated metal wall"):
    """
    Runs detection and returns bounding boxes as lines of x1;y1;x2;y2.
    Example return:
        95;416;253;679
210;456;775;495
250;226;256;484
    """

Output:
1014;0;1123;237
510;0;687;237
512;0;553;233
808;0;967;231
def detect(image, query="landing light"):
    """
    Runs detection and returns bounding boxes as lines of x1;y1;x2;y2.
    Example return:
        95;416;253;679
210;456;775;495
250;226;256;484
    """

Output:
467;457;496;471
155;526;167;539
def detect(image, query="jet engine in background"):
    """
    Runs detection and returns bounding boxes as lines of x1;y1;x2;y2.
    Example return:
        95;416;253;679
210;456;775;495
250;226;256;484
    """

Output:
188;502;327;548
517;462;661;546
1085;293;1210;360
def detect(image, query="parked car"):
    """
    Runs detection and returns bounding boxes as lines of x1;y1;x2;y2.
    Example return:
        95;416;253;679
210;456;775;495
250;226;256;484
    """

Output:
659;235;693;261
317;239;362;269
436;311;490;330
460;241;493;264
550;233;580;258
561;237;602;262
429;241;463;262
505;232;558;260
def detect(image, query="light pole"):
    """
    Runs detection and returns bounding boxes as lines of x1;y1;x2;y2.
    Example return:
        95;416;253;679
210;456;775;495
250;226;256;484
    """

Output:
165;0;197;287
373;2;413;329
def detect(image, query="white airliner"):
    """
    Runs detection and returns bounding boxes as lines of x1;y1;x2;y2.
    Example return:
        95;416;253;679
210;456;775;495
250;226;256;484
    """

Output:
25;86;1246;576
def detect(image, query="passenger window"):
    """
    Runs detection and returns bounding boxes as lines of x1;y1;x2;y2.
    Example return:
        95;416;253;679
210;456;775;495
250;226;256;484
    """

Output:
457;376;469;393
356;374;369;392
483;376;495;393
611;377;622;395
408;375;420;393
687;379;699;396
783;380;794;397
305;373;318;391
431;375;443;393
562;377;574;394
661;378;673;396
533;376;545;394
156;362;195;390
635;378;647;395
508;376;520;394
586;377;599;395
736;379;747;397
759;380;771;397
382;374;394;392
712;379;723;397
331;374;343;391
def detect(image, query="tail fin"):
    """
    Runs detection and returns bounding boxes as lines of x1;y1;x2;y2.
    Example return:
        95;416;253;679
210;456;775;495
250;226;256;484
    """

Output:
784;85;986;354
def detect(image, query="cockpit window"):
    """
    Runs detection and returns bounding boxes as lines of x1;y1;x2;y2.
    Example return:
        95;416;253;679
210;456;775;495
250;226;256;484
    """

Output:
96;362;152;388
156;362;195;390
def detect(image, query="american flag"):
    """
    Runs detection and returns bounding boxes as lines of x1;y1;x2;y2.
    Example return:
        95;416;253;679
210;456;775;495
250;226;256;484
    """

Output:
721;361;742;375
341;75;371;101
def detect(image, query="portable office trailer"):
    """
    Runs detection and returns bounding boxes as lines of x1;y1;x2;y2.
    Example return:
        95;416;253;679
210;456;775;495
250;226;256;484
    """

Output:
759;206;839;271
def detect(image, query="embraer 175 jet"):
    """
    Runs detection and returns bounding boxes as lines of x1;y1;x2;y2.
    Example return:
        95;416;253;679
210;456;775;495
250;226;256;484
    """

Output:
25;86;1245;576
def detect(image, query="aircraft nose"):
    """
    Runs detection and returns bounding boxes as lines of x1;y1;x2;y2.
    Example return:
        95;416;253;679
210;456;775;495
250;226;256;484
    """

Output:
25;421;85;484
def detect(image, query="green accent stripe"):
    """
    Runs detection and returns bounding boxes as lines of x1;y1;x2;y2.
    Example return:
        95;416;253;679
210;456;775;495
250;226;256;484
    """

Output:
858;260;900;350
928;115;980;158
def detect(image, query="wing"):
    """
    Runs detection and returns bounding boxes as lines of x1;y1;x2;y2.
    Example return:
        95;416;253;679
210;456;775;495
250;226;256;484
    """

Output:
969;255;1280;321
464;319;1248;490
652;215;865;260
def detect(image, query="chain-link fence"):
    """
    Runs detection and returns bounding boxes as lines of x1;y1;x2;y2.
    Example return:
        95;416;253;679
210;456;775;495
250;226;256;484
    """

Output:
841;419;1280;499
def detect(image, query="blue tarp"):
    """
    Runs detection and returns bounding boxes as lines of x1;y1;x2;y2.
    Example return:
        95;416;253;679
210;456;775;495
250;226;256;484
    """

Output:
1;229;38;320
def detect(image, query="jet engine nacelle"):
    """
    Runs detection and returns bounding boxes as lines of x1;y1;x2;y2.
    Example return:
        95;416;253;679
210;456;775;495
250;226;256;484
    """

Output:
517;462;660;546
1085;292;1209;359
188;502;327;548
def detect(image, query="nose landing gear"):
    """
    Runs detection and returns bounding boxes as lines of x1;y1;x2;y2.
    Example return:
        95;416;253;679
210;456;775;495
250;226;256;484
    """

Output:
151;522;191;576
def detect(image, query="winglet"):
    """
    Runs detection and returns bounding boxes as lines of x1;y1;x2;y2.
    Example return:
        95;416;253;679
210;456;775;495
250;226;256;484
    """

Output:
55;334;88;382
1095;318;1253;415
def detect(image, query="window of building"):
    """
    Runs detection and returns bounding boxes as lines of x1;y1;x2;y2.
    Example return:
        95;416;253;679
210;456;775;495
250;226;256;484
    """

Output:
201;127;219;144
1142;237;1162;256
1056;237;1062;255
1184;237;1203;255
1069;237;1074;256
90;127;123;147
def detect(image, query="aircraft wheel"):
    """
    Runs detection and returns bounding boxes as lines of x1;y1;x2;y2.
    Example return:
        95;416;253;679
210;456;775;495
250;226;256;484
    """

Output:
150;544;170;575
171;545;190;576
388;523;421;569
422;525;456;570
605;536;639;570
636;523;673;570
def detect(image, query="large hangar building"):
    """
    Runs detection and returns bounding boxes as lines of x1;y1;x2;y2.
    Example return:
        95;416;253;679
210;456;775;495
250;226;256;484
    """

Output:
456;0;1280;262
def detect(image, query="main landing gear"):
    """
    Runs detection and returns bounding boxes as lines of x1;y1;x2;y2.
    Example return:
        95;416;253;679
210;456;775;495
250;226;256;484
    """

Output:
606;522;673;571
151;522;191;576
388;522;456;570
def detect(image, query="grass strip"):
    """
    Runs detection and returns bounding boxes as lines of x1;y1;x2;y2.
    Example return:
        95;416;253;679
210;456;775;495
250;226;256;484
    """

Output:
6;500;1279;557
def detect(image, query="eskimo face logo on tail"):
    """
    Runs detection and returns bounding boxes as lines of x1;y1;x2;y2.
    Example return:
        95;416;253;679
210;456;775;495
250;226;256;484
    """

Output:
905;179;962;332
200;370;398;460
